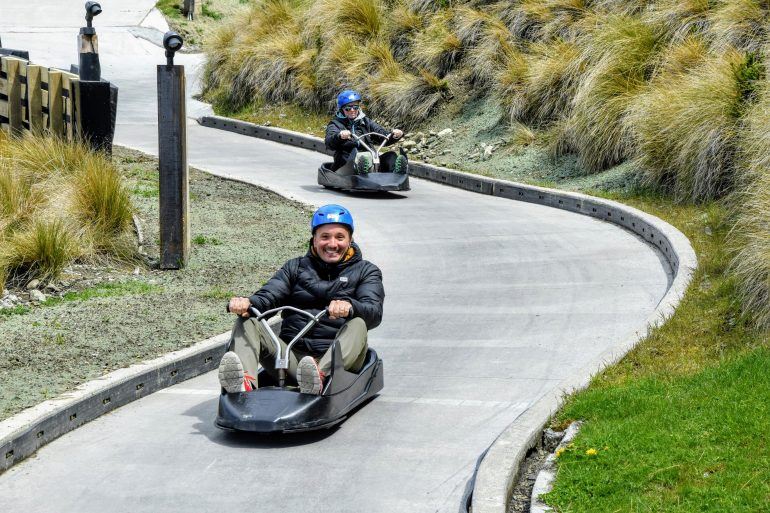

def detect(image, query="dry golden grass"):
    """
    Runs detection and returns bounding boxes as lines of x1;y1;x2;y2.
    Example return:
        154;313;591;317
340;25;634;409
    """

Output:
0;134;136;285
514;38;583;125
707;0;769;53
646;0;711;42
628;49;749;202
567;14;663;171
730;81;770;329
461;9;520;88
368;68;447;126
409;10;462;77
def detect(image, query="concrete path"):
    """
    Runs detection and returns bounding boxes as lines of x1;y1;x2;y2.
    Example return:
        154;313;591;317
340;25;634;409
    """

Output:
0;3;671;512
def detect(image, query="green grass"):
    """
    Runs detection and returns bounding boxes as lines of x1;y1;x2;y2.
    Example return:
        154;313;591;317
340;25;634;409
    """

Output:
192;235;222;245
45;281;162;305
546;349;770;512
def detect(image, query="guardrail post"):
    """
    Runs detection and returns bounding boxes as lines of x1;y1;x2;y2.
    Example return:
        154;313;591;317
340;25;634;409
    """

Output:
157;31;189;269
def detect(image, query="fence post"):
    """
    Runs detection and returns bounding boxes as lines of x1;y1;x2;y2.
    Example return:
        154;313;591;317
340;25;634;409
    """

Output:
62;72;78;141
47;70;64;136
3;57;22;134
25;64;43;132
157;31;189;269
182;0;202;20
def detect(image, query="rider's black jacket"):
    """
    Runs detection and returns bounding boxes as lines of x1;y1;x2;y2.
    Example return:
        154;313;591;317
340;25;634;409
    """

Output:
325;112;396;170
248;242;384;354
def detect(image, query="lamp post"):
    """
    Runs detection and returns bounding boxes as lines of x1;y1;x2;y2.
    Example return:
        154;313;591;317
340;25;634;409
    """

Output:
78;1;102;81
157;31;189;269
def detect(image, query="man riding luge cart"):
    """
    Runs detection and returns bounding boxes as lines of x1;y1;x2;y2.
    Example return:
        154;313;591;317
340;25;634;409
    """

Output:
216;204;385;433
318;90;410;192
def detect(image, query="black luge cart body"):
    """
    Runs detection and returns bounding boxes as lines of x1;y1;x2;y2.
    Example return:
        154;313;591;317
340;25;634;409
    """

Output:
318;132;410;192
216;306;384;433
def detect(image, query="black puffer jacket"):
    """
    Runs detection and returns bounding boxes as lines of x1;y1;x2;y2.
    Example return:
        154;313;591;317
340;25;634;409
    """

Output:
248;242;384;354
325;112;396;170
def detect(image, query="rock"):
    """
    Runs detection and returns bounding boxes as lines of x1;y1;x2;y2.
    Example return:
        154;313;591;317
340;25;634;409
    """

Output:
263;121;272;126
279;113;287;118
437;128;452;138
2;289;8;297
429;130;437;137
7;294;20;303
543;428;565;452
45;283;61;293
414;132;425;140
484;145;494;158
402;140;417;149
26;279;41;290
29;289;46;302
133;267;141;275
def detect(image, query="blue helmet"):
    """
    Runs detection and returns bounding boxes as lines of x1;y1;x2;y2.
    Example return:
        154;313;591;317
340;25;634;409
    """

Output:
336;90;361;110
311;204;354;234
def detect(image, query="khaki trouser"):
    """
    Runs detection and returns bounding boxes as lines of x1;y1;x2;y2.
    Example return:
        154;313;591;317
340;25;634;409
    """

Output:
229;316;368;386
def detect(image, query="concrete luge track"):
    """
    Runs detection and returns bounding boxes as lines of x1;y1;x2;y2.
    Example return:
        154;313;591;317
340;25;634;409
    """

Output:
1;3;680;511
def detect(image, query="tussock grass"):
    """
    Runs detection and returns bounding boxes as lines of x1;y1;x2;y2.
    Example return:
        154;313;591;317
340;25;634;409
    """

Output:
0;134;137;285
707;0;769;53
730;82;770;329
494;47;529;122
514;38;583;125
368;68;447;126
459;8;519;88
566;15;663;172
647;0;711;42
628;49;754;202
71;156;133;236
0;218;80;284
409;10;462;77
498;0;553;41
388;2;424;59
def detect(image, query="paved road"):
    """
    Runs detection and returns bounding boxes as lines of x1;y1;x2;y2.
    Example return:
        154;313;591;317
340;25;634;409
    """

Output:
0;3;671;511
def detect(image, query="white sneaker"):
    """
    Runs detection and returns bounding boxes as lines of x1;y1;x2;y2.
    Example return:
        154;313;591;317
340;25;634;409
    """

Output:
296;356;325;395
218;351;244;393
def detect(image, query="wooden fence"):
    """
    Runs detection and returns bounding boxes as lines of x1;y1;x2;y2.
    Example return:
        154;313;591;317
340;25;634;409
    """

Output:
0;55;81;139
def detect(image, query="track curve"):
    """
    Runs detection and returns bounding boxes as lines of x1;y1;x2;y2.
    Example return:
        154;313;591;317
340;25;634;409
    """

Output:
0;4;672;511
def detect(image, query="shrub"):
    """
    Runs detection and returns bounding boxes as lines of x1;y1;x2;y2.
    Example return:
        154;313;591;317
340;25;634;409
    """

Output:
628;49;755;202
730;81;770;329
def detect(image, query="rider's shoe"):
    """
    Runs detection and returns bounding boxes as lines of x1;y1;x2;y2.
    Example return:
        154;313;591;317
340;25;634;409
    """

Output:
218;351;245;393
394;154;407;174
354;153;372;175
297;356;325;395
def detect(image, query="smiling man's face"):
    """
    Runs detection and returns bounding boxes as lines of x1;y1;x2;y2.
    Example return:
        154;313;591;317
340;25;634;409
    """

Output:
312;224;352;263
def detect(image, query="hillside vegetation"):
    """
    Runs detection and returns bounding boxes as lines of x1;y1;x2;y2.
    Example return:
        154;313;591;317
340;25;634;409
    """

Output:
203;0;769;330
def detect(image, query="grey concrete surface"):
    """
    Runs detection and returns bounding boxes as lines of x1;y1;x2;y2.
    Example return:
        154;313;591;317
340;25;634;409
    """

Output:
1;5;677;512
